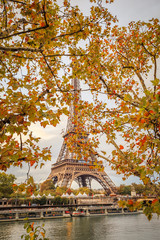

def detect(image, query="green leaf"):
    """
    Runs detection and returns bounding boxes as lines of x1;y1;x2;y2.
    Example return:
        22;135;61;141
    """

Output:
151;78;159;86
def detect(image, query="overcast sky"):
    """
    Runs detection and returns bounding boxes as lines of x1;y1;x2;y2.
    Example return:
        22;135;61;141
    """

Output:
6;0;160;188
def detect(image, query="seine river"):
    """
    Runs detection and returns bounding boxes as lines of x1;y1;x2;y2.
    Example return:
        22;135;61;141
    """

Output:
0;214;160;240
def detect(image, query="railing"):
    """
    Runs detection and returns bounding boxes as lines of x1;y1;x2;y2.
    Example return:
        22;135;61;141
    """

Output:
52;159;97;167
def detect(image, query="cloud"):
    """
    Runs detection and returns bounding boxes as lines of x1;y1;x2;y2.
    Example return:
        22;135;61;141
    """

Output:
29;115;67;140
6;116;68;183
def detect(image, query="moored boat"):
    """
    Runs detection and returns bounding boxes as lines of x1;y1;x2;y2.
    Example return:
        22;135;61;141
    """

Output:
72;210;85;217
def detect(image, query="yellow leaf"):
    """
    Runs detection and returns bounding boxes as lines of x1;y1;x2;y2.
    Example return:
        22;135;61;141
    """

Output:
29;232;34;239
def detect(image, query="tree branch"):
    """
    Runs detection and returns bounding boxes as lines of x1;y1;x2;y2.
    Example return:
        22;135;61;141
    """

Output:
0;25;49;40
7;0;27;4
40;51;63;92
99;76;140;107
2;0;8;30
51;27;84;41
0;46;42;52
122;66;148;96
44;53;87;57
0;88;51;131
97;153;140;177
153;55;157;95
141;42;154;57
88;112;127;160
20;133;23;151
36;89;50;102
134;70;148;94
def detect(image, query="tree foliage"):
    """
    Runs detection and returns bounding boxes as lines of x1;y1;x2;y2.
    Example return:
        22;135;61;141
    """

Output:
69;18;160;196
0;0;115;170
0;172;16;197
40;179;55;194
117;183;156;196
22;222;49;240
12;175;37;197
117;184;131;195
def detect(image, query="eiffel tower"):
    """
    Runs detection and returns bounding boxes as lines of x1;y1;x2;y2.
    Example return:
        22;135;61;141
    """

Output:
47;78;117;195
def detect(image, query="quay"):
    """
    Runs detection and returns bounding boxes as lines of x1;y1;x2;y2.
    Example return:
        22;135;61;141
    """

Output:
0;204;141;222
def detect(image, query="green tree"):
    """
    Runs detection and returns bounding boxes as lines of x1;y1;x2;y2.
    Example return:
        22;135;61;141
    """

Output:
117;185;131;195
53;196;63;205
78;187;91;195
132;183;145;195
0;172;16;197
40;179;55;194
39;196;47;205
55;186;67;196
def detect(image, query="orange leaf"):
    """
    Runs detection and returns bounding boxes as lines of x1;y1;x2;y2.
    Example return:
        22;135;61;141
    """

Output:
31;222;34;230
30;160;36;166
141;135;147;144
41;232;45;237
25;36;29;42
152;199;158;204
141;118;145;123
128;199;133;205
40;22;45;27
149;110;154;114
119;145;124;150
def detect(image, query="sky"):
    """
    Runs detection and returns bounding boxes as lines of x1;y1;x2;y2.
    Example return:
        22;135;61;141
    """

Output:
6;0;160;188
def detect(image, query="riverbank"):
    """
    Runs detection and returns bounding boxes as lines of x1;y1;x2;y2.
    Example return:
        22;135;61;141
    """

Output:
0;205;142;222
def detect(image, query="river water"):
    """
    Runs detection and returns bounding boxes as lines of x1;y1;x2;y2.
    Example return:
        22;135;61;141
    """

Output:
0;214;160;240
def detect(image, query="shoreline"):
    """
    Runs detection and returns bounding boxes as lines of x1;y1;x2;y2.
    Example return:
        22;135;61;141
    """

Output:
0;206;142;222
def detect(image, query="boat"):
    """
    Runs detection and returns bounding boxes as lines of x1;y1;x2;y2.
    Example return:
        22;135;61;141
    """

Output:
72;210;85;217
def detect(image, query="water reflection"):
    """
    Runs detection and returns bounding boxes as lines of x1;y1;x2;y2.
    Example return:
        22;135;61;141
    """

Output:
66;221;72;240
0;215;160;240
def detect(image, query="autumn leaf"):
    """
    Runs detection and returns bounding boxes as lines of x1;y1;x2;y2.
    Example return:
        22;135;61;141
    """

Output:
40;22;46;27
41;232;45;238
119;145;124;150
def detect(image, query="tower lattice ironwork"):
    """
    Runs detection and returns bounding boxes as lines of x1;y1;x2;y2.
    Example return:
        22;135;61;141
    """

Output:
47;78;117;194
